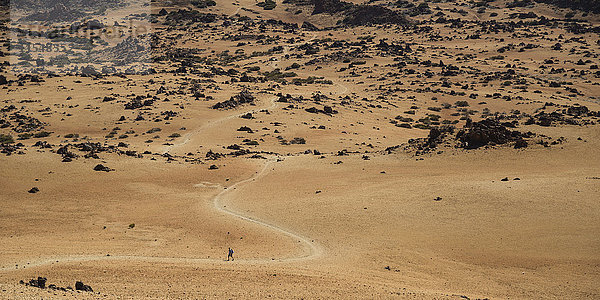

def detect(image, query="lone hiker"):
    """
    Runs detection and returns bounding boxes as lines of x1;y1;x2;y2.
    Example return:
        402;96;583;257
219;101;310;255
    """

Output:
227;247;234;261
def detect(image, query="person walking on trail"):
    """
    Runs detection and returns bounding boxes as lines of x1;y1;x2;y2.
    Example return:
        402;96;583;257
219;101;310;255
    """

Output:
227;247;234;261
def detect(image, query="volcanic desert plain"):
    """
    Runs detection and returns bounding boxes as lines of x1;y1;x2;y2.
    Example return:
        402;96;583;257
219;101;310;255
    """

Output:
1;0;600;298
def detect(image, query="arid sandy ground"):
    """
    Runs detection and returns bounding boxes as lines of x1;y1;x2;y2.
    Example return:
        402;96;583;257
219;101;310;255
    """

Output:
1;0;600;298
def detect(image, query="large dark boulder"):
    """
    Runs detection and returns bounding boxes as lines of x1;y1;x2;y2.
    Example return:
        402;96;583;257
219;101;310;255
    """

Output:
301;21;319;31
75;281;93;292
80;65;100;76
457;119;524;149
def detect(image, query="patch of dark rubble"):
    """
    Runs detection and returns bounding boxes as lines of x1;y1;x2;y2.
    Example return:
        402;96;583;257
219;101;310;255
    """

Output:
276;93;338;115
305;105;338;116
206;148;274;160
212;90;255;110
388;118;554;156
1;142;26;156
386;104;598;156
20;277;94;293
7;139;272;164
164;9;217;26
525;103;598;127
124;95;156;110
36;142;144;163
1;108;47;133
283;0;410;26
457;118;532;150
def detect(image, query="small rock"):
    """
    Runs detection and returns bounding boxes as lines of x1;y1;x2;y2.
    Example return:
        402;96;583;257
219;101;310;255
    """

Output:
93;164;112;172
514;139;528;149
27;277;46;288
75;281;93;292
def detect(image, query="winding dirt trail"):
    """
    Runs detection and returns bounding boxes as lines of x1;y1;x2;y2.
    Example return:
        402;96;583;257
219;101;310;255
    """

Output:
1;12;348;273
0;156;322;272
212;157;324;261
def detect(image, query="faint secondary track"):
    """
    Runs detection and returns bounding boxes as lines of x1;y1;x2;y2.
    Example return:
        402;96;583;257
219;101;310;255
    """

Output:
160;95;278;154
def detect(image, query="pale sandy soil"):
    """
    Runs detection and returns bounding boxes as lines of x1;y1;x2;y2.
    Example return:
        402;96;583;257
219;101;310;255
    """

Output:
1;0;600;298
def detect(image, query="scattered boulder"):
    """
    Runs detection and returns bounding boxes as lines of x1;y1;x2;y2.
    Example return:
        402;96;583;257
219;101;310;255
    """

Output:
305;106;337;115
212;90;255;110
80;65;100;76
206;150;224;160
125;97;154;110
75;281;93;292
567;105;589;117
26;277;46;288
237;126;254;133
514;139;528;149
302;21;319;31
93;164;112;172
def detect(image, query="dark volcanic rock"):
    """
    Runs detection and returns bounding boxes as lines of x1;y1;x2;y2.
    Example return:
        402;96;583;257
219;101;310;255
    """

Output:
206;150;224;160
305;106;338;115
93;164;112;172
237;126;253;133
75;281;93;292
312;0;350;14
125;97;154;109
80;65;100;76
343;5;409;26
26;277;46;288
22;3;85;22
514;139;528;149
302;21;320;31
426;126;455;148
212;90;255;110
457;119;525;149
567;105;589;116
534;0;600;14
286;0;409;26
165;9;217;25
